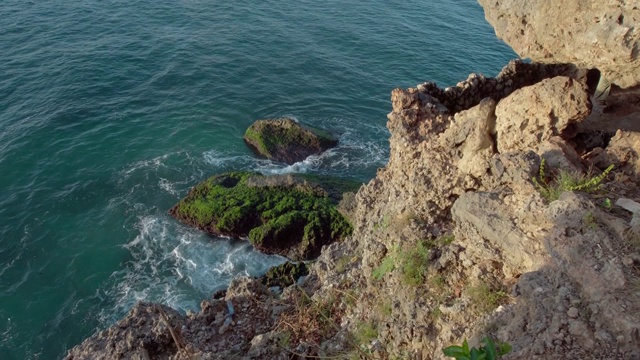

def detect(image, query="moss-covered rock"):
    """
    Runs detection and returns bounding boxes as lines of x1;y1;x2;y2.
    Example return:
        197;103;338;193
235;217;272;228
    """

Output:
243;118;338;164
259;261;309;288
169;172;357;260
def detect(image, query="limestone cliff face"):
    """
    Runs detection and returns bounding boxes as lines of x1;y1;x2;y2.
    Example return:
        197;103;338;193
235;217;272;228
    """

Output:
312;61;640;359
477;0;640;88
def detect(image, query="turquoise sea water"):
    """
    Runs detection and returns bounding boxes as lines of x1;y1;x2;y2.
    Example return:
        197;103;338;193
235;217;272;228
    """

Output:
0;1;515;358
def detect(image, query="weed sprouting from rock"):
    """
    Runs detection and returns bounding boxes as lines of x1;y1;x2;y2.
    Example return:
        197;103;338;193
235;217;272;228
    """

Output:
353;321;378;345
532;159;614;202
443;337;511;360
400;240;430;286
466;282;509;315
372;246;398;280
378;299;393;317
371;241;430;286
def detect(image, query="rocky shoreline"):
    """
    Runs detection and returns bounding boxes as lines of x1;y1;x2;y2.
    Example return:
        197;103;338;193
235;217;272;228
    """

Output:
66;1;640;359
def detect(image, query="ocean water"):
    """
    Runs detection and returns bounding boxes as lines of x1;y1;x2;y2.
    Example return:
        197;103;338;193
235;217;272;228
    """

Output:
0;1;515;358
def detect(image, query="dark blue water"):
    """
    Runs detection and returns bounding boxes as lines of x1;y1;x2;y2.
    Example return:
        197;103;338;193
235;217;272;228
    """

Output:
0;1;515;358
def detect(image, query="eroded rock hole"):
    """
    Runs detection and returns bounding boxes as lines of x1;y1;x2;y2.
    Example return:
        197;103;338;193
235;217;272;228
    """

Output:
586;68;601;95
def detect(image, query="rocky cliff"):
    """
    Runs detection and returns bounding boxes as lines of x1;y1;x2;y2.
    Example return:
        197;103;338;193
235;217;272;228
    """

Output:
66;3;640;359
477;0;640;89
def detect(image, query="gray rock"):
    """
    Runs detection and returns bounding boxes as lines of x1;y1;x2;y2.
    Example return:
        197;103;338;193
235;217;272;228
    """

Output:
567;307;580;319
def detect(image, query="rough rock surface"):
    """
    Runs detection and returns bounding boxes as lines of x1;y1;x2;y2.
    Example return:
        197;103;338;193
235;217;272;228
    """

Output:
495;76;591;154
67;62;640;359
243;118;338;164
66;277;288;360
478;0;640;88
589;130;640;184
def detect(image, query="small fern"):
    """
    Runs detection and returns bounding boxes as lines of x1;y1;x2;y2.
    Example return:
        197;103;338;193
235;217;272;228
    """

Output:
533;159;614;202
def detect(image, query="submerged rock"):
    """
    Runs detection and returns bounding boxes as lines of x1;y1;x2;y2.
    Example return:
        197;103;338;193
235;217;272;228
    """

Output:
243;118;338;164
169;172;357;260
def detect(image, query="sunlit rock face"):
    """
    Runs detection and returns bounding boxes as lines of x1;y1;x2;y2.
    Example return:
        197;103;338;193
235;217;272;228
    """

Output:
478;0;640;88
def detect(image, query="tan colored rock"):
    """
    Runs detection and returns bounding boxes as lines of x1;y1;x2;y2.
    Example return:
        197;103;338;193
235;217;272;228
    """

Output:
538;136;586;173
478;0;640;88
495;76;591;153
591;130;640;179
451;191;544;278
448;98;497;177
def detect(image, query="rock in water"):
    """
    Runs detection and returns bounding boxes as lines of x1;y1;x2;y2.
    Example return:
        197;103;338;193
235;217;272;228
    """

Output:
169;172;356;260
243;118;338;164
478;0;640;88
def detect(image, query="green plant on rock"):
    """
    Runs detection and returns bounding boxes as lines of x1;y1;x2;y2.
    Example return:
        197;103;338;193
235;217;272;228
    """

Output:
400;240;430;286
353;321;378;345
532;159;614;202
467;282;508;315
277;330;292;348
371;241;430;286
438;234;455;246
373;214;392;232
443;337;511;360
335;255;353;273
582;211;598;230
372;253;396;280
378;299;393;317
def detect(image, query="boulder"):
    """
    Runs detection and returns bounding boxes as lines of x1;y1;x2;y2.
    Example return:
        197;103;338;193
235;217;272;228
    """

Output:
169;172;357;260
258;261;309;288
64;303;185;360
451;191;544;278
243;118;338;164
449;97;497;178
588;129;640;182
478;0;640;88
495;76;591;153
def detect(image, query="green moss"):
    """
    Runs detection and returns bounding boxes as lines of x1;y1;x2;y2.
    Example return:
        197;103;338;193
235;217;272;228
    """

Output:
466;282;509;315
170;172;352;260
243;118;338;164
400;240;430;286
352;321;378;344
260;262;309;288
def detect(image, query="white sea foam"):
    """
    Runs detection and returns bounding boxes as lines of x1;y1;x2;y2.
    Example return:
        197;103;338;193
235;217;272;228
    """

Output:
202;118;389;178
101;214;285;323
158;178;180;196
121;153;171;177
202;150;255;169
